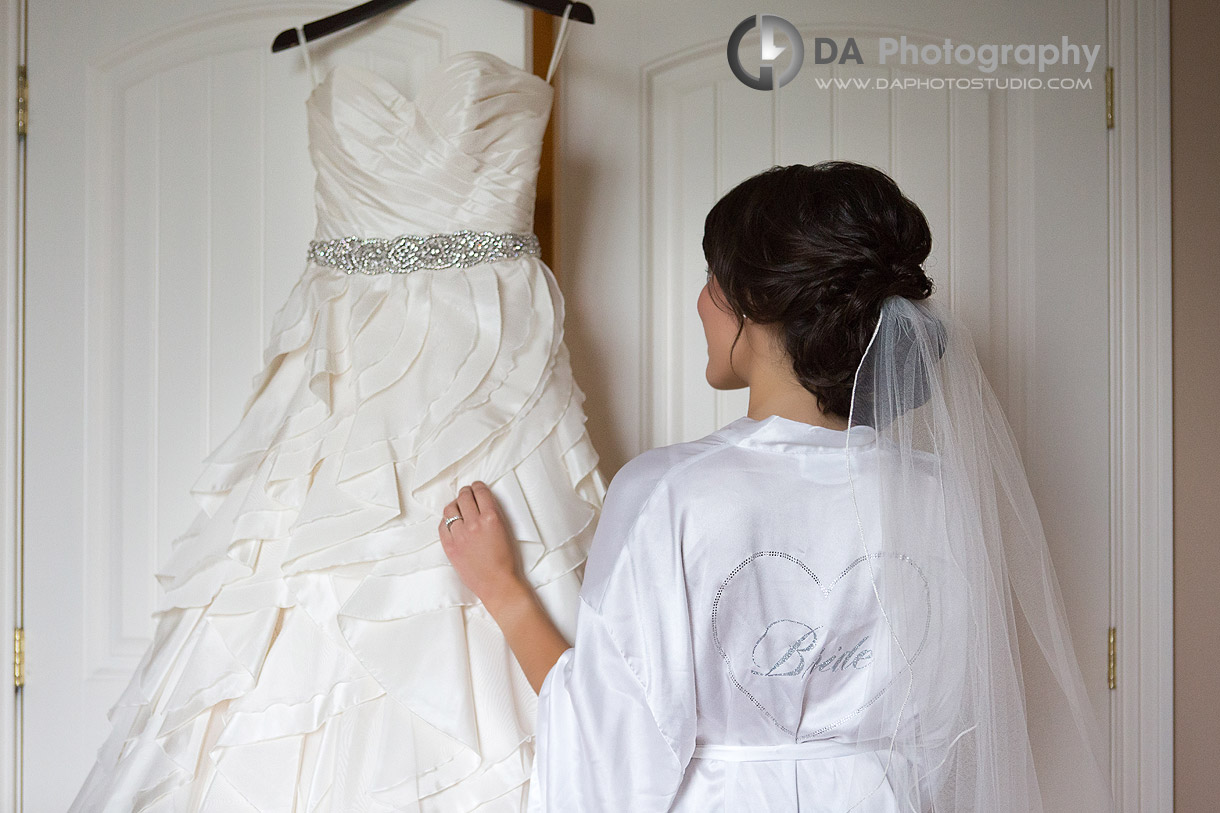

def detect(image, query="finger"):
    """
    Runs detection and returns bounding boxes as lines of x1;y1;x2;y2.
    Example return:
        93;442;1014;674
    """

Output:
471;481;495;513
456;485;479;518
439;500;461;539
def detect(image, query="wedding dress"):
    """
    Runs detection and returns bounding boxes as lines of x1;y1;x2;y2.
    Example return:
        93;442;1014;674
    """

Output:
70;49;605;812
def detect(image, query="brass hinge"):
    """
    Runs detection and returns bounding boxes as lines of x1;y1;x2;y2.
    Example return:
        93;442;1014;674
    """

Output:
1107;626;1116;690
13;627;24;689
16;65;28;138
1105;67;1114;130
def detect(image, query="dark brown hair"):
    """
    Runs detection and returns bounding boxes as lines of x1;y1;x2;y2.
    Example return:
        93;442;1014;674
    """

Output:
701;161;934;420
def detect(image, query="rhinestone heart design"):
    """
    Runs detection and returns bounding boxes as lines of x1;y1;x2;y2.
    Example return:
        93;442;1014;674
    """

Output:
711;550;931;740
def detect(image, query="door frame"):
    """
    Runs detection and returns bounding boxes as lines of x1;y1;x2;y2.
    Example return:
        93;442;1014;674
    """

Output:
1;0;23;809
1107;0;1174;808
0;0;1172;809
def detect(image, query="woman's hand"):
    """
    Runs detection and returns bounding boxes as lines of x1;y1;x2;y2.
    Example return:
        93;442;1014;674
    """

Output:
438;481;526;609
438;480;572;693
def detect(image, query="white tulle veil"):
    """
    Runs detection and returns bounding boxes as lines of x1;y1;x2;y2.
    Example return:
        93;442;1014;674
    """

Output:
837;295;1115;811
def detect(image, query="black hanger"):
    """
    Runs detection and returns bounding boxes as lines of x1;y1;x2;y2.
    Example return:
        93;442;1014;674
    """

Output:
272;0;594;53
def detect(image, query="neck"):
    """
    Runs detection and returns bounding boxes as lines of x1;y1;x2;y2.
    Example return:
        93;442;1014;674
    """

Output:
739;321;851;431
746;381;849;431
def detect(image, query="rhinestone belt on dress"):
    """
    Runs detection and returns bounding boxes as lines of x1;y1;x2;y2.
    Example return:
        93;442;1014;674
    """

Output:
307;230;541;275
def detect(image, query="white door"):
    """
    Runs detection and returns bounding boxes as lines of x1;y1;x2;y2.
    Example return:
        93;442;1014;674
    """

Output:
22;1;535;808
555;1;1110;809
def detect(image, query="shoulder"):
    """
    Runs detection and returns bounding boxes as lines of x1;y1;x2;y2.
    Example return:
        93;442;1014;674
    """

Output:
606;423;742;509
875;442;944;488
615;423;746;504
614;435;721;495
580;428;738;606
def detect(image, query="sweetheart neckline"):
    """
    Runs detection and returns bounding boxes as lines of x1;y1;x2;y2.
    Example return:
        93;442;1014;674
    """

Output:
308;50;550;108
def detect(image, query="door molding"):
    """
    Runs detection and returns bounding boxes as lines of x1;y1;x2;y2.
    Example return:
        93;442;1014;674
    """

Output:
1109;0;1173;808
2;0;24;808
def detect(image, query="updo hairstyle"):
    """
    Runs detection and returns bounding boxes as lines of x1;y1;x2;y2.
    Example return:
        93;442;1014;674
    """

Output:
701;161;935;420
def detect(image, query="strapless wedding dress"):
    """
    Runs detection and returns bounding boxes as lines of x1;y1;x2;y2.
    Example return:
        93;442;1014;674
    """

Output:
70;50;605;812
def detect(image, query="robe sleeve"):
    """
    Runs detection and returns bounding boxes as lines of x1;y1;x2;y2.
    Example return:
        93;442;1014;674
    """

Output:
527;456;696;812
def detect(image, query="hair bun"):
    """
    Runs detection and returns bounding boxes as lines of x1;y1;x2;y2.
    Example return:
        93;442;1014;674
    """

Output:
888;261;934;299
701;160;937;419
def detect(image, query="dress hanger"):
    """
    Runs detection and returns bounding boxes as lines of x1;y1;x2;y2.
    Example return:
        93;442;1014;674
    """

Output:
271;0;594;53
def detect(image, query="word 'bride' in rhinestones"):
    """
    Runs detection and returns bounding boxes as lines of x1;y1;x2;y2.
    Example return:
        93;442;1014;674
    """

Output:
750;619;874;677
307;230;541;275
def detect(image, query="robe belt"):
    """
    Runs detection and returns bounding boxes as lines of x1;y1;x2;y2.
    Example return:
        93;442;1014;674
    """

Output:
691;740;888;762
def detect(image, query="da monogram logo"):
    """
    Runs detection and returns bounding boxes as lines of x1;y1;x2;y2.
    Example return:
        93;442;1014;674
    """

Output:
727;15;804;90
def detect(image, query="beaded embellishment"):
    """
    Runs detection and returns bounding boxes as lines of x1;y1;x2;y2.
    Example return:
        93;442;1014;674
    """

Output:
307;230;541;275
710;550;931;740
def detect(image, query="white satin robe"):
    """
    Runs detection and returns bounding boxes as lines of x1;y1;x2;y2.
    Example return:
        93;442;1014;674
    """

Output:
527;414;959;812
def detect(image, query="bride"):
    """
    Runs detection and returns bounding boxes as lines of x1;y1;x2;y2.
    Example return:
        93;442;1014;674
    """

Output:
440;160;1115;811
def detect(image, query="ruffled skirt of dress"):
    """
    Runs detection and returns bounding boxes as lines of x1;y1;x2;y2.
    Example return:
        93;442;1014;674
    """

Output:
69;254;606;812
